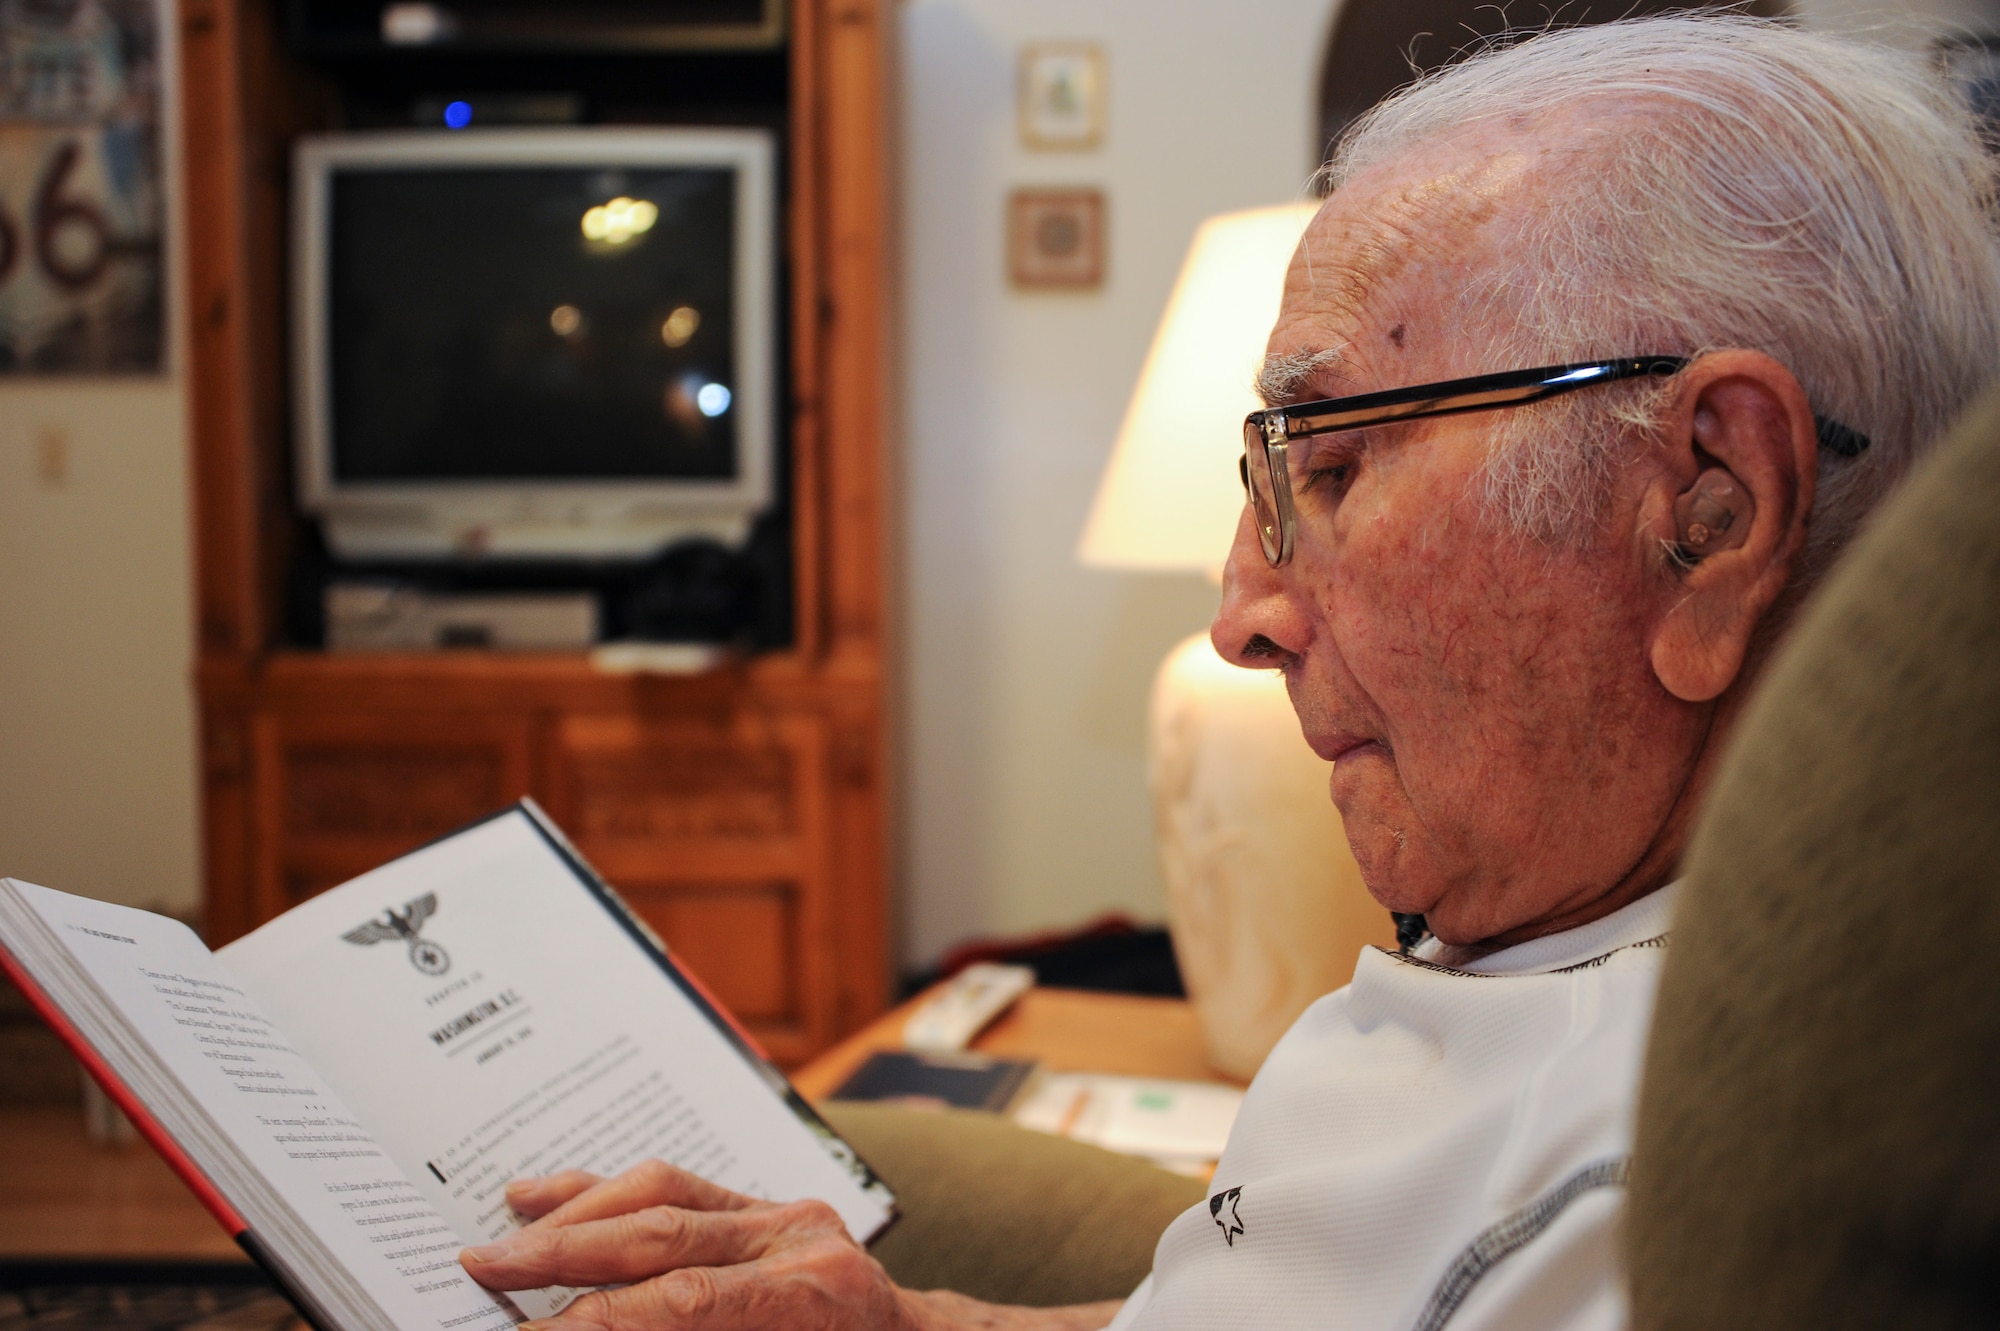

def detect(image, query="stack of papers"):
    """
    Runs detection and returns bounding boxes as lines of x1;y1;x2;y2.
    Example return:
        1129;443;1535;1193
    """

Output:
1012;1073;1244;1175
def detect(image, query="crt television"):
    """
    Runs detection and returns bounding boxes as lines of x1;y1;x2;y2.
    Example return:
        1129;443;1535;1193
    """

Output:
292;127;776;560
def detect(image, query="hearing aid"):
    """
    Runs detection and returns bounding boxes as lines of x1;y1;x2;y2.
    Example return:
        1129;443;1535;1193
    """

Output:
1672;468;1750;563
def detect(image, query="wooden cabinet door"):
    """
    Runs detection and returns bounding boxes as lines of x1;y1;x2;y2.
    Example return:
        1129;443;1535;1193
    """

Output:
541;710;833;1066
250;711;535;922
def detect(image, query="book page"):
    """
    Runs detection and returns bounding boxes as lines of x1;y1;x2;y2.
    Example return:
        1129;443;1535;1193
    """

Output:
10;882;520;1331
218;809;893;1300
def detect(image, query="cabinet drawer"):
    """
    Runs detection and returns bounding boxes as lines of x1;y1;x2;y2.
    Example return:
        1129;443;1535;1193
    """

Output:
546;713;819;848
251;712;533;915
285;744;510;836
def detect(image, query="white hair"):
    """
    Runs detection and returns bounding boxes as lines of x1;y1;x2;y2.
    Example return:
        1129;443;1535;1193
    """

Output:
1323;13;2000;589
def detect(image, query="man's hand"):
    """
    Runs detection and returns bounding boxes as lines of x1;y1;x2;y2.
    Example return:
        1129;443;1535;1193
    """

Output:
457;1159;1122;1331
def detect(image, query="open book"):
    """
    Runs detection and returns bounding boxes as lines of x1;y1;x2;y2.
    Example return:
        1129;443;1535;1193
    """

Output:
0;801;896;1331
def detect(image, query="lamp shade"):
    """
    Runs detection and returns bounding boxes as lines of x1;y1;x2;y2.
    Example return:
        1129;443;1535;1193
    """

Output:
1077;200;1320;573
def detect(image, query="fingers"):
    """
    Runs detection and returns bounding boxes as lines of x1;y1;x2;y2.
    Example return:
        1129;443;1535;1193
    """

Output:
531;1264;745;1330
506;1170;602;1220
535;1159;757;1230
517;1222;898;1331
462;1204;778;1290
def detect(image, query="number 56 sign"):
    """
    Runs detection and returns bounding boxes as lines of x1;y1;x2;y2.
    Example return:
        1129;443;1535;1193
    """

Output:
0;0;165;375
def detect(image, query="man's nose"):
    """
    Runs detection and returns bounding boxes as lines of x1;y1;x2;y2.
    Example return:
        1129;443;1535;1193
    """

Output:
1211;506;1307;668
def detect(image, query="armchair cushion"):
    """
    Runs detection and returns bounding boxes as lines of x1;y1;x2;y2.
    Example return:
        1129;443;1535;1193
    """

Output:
822;1101;1205;1308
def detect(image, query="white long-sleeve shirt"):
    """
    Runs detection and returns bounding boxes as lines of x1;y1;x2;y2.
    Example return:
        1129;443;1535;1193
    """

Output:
1108;883;1678;1331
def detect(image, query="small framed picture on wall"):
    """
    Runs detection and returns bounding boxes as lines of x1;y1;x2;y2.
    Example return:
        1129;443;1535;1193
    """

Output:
1018;42;1106;151
1008;187;1105;290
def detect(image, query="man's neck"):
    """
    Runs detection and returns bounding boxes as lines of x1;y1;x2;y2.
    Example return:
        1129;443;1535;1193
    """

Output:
1427;709;1722;967
1428;868;1675;969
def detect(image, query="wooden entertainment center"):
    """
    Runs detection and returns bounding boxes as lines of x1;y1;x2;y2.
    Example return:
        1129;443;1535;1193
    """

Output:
178;0;893;1066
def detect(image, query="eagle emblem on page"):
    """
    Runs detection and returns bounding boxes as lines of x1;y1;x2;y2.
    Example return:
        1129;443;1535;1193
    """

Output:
343;893;451;976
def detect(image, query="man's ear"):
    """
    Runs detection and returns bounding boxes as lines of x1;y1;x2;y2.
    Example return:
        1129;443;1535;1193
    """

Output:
1646;350;1817;703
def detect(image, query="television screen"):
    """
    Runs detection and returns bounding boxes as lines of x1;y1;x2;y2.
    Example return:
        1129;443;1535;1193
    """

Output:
328;164;739;483
293;128;775;560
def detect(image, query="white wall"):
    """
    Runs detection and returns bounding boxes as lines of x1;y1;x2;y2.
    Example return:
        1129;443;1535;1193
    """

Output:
0;380;197;912
897;0;1339;967
0;11;196;916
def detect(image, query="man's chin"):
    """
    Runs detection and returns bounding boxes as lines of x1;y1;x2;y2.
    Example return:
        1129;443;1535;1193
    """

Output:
1333;777;1470;929
1328;753;1429;906
1338;819;1440;921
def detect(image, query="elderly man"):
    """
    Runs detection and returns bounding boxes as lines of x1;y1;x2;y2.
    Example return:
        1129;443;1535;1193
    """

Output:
455;14;2000;1331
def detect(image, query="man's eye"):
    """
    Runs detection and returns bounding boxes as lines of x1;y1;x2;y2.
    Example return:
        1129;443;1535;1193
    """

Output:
1300;462;1353;496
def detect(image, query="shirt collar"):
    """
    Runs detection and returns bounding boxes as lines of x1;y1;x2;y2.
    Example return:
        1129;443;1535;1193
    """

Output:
1412;880;1682;976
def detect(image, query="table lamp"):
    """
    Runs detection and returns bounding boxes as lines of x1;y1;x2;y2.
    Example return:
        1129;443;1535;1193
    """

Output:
1079;202;1395;1080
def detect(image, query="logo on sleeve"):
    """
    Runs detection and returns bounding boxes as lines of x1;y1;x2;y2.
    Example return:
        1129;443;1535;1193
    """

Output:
1209;1186;1245;1247
343;892;450;975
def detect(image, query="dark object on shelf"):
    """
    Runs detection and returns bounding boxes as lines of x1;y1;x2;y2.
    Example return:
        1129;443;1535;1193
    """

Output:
0;1260;298;1331
621;538;760;642
908;915;1186;1000
830;1050;1040;1114
288;0;785;56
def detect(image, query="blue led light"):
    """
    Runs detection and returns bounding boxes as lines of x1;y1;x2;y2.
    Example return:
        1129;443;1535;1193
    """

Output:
696;382;732;417
443;101;473;130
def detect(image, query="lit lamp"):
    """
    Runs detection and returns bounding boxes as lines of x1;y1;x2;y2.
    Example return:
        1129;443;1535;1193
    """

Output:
1079;203;1395;1080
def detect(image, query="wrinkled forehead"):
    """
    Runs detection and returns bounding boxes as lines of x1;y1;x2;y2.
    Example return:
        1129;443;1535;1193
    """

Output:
1270;135;1547;386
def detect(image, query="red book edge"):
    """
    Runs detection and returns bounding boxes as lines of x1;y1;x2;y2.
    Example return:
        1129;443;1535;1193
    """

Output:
0;937;248;1237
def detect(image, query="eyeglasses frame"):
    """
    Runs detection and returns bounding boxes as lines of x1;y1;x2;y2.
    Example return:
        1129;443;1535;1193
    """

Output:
1238;356;1870;567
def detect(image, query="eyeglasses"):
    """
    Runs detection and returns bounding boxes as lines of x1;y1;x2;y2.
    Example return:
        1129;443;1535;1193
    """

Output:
1238;357;1871;567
